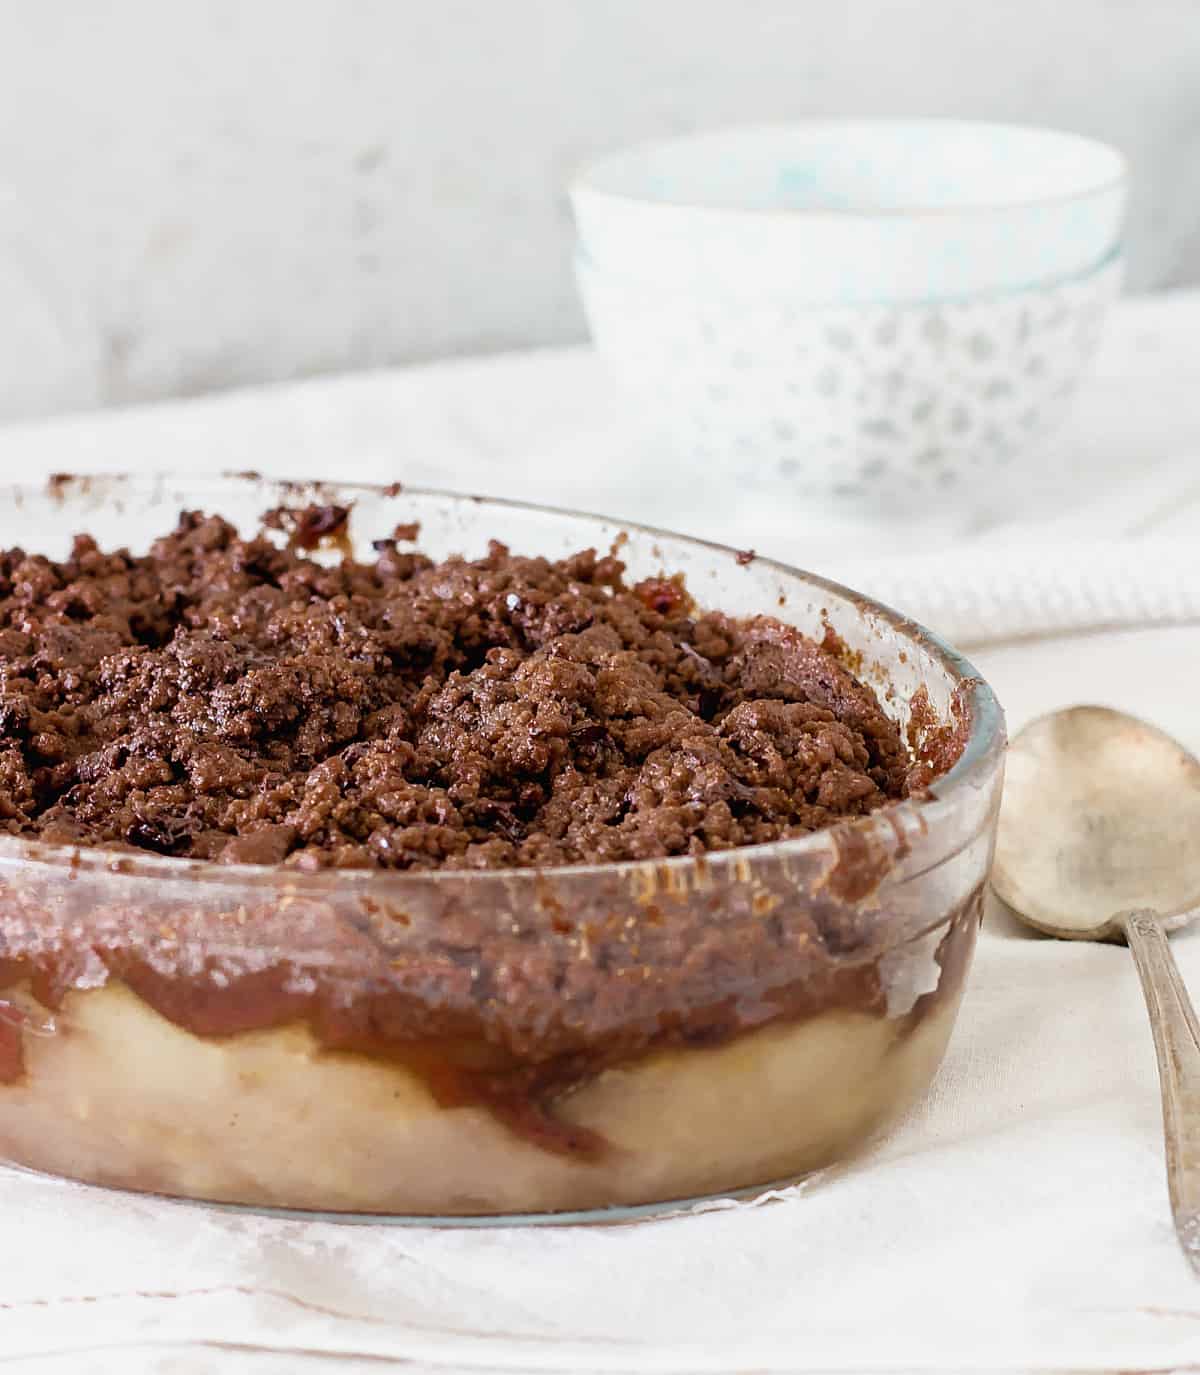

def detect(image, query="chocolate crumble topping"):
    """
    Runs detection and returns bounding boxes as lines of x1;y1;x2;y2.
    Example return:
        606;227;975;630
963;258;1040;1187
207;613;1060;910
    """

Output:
0;511;914;872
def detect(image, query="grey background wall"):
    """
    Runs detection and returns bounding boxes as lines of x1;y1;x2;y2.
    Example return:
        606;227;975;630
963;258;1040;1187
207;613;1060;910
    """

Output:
0;0;1197;419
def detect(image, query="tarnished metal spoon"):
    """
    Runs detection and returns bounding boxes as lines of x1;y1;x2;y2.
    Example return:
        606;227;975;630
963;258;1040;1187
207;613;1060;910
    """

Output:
992;705;1200;1275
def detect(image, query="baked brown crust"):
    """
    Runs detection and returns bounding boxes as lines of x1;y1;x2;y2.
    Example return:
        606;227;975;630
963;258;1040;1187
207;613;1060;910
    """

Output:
0;507;912;870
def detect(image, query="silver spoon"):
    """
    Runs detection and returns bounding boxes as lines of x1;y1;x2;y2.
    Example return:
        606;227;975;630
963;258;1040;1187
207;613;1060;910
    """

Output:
992;705;1200;1275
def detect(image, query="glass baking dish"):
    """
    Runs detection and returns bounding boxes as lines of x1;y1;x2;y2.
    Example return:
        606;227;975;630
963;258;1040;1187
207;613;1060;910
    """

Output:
0;473;1005;1222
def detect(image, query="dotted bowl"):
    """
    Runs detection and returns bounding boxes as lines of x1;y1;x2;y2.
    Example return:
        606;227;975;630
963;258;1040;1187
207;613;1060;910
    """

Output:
576;249;1123;519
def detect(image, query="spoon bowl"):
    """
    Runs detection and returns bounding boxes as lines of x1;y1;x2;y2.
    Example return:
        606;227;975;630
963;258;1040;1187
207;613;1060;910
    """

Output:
993;705;1200;940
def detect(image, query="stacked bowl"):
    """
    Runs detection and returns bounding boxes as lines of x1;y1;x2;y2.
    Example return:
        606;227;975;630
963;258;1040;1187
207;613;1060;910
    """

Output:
571;121;1128;520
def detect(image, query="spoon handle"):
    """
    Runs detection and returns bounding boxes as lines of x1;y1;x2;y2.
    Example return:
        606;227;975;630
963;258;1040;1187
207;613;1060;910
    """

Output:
1122;909;1200;1275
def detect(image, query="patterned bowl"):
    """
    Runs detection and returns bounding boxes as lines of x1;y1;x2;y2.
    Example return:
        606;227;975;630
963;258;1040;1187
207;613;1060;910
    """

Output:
575;248;1123;518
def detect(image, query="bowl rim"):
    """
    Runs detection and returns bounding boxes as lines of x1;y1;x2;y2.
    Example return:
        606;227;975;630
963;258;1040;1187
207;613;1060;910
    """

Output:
0;472;1007;896
574;241;1126;307
572;118;1128;220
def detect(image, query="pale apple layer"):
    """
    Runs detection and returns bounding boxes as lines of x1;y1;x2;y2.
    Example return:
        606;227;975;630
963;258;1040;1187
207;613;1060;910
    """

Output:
0;981;958;1215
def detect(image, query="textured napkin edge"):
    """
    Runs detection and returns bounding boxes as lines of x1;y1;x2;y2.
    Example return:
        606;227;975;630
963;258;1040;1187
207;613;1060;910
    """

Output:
827;537;1200;648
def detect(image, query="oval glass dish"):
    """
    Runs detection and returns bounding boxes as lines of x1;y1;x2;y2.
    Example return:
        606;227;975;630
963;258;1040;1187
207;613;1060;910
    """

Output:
0;473;1005;1222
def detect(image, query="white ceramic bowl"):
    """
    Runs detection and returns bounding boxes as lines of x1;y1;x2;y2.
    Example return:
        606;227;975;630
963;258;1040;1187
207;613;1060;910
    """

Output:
572;121;1127;305
576;248;1123;517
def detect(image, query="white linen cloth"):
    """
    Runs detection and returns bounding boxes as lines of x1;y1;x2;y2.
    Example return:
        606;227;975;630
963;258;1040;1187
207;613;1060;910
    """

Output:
828;535;1200;647
2;293;1200;1372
